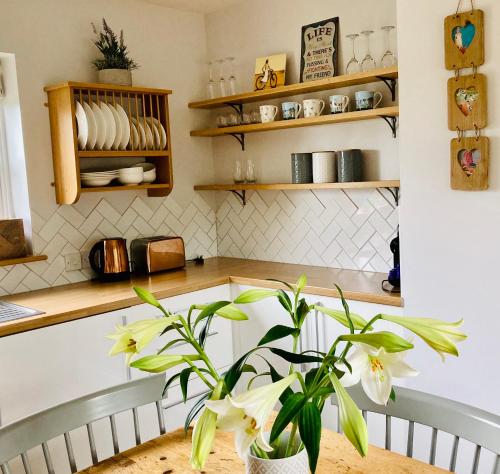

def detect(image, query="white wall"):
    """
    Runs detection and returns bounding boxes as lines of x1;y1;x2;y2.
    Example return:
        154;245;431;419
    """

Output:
398;0;500;415
0;0;218;294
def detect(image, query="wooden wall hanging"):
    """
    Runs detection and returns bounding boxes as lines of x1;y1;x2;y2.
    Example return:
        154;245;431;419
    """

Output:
451;136;489;190
444;8;484;70
448;73;487;131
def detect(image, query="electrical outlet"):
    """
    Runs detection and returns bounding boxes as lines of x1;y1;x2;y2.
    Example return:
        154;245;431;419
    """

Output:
64;253;82;272
81;251;91;270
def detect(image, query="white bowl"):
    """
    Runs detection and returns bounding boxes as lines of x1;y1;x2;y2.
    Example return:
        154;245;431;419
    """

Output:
81;176;114;187
132;163;156;183
118;167;143;185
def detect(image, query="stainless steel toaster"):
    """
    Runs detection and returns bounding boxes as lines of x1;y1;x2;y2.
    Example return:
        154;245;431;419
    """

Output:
130;236;185;274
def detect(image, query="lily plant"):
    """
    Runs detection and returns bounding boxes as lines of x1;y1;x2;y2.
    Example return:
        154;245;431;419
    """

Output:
108;275;466;473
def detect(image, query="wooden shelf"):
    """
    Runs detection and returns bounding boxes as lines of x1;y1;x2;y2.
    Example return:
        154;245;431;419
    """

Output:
194;181;400;191
79;150;170;158
191;106;398;137
81;183;172;193
189;66;398;109
0;255;48;267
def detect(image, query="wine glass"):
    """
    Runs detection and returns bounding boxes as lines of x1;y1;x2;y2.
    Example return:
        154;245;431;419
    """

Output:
381;26;397;67
226;56;237;95
216;59;226;97
345;34;361;75
360;30;377;71
207;61;216;99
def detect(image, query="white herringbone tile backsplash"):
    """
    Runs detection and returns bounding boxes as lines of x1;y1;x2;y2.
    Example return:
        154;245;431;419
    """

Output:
0;187;397;296
216;188;398;272
0;194;217;296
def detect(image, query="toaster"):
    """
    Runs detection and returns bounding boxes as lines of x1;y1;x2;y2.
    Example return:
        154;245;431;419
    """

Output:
130;236;185;274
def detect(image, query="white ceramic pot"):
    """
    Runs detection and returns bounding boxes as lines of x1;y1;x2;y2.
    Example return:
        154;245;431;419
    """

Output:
97;69;132;86
312;151;337;183
246;448;309;474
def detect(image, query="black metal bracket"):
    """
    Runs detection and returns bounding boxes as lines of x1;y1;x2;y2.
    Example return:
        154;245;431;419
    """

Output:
380;115;398;138
386;187;400;206
231;190;246;206
226;103;243;117
376;77;397;101
229;133;245;151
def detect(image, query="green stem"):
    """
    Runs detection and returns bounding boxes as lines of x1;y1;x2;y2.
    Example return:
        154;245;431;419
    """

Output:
252;443;270;459
285;422;298;457
289;335;299;375
183;358;215;390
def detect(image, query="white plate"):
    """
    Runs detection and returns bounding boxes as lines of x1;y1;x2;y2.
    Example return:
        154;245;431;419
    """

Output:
141;119;154;149
75;102;88;150
130;118;147;150
81;176;114;187
108;104;123;150
145;118;160;149
82;102;97;150
115;104;131;150
128;122;140;150
90;102;107;150
99;103;116;150
150;117;167;150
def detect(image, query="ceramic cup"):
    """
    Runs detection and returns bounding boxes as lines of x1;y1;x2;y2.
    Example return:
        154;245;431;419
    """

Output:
312;151;337;183
337;149;364;182
282;101;302;120
291;153;313;183
329;95;350;114
260;105;279;123
303;99;325;118
355;91;383;111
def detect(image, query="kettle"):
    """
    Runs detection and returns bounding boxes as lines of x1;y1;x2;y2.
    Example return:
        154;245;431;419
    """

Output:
89;238;130;282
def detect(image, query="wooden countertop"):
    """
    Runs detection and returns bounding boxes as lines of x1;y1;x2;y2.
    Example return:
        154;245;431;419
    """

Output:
1;257;401;338
78;426;445;474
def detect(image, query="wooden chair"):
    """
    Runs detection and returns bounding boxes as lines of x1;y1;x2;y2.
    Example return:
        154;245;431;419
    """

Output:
0;375;166;474
331;384;500;474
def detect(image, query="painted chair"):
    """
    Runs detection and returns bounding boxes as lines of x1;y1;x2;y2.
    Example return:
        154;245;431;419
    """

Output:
331;384;500;474
0;375;166;474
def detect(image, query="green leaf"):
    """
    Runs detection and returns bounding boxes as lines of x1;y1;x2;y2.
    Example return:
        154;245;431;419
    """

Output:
258;325;299;346
266;278;295;293
296;298;310;326
194;301;231;325
269;348;323;364
180;367;193;402
267;363;294;404
334;284;354;333
299;402;322;473
163;372;181;396
305;367;320;388
158;338;186;354
130;354;200;373
277;289;293;314
389;387;396;402
233;289;279;304
340;332;414;353
184;391;211;433
198;314;214;348
223;348;261;392
241;364;257;374
270;393;307;443
313;305;368;330
215;304;249;321
134;287;162;309
296;274;307;293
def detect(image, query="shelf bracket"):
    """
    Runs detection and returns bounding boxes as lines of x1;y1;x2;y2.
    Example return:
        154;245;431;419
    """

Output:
385;187;400;206
376;77;397;101
230;190;246;206
380;115;398;138
229;133;245;151
226;103;244;117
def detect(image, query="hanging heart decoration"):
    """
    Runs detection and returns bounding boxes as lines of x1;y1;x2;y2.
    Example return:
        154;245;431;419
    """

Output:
455;86;479;116
452;21;476;53
458;148;481;176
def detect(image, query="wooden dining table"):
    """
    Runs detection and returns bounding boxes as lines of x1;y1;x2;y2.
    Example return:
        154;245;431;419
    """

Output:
78;426;448;473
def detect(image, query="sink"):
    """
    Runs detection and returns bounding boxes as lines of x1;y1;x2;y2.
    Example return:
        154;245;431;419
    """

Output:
0;301;44;323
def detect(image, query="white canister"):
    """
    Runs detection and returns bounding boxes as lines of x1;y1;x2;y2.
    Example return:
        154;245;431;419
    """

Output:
312;151;337;183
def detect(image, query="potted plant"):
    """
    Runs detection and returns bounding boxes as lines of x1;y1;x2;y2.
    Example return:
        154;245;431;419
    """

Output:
108;276;466;473
91;18;138;86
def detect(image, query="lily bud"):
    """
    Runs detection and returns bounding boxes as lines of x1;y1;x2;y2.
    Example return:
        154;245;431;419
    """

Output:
381;315;466;358
129;354;200;373
233;289;279;304
340;331;414;353
190;407;217;469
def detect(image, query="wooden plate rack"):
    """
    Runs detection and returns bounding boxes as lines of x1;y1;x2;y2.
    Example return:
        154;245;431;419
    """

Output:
44;81;173;204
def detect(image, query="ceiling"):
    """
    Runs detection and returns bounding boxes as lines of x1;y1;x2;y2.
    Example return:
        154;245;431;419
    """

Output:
141;0;246;14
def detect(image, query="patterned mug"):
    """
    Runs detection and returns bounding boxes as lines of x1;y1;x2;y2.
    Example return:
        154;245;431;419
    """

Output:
355;91;383;111
260;105;279;123
303;99;325;118
329;95;350;114
281;101;302;120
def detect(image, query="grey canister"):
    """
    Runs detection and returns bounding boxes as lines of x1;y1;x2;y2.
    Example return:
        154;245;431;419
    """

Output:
337;149;364;182
291;153;313;183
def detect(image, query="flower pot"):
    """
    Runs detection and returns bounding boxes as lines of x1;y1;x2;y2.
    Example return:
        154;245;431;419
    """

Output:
246;432;309;474
97;69;132;86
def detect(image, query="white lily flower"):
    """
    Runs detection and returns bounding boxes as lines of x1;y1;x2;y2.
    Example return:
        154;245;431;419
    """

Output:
338;343;418;405
205;374;297;459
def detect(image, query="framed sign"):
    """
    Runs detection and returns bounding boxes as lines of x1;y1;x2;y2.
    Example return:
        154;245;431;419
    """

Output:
300;17;339;82
254;53;287;91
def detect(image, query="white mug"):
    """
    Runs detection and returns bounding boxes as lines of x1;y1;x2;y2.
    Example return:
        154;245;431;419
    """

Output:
329;95;350;114
312;151;337;183
303;99;325;118
260;105;279;123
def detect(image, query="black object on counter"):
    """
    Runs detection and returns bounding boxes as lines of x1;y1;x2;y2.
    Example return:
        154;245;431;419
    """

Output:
337;149;364;182
291;153;313;183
